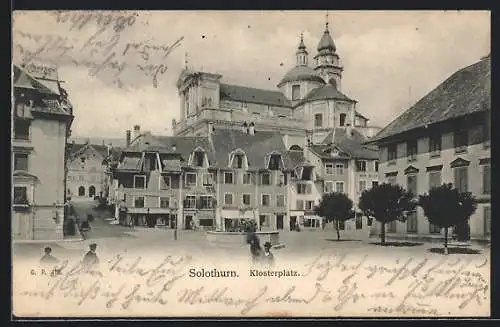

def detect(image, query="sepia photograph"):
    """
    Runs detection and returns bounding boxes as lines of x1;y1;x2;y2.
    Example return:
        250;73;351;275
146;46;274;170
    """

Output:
11;10;490;318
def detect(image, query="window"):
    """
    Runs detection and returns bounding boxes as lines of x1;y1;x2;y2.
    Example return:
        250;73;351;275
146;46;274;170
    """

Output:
387;220;397;233
406;211;418;233
261;194;270;206
278;173;286;185
356;160;366;172
336;164;344;175
243;172;252;185
429;133;442;157
185;173;197;186
14;153;28;171
372;181;379;188
224;193;233;206
200;196;213;209
242;194;251;206
324;181;334;193
335;182;345;193
296;200;304;210
160;176;171;190
185;196;196;208
374;161;379;172
261;173;271;185
454;167;468;193
339;113;346;127
428;171;441;190
13;186;28;205
134;197;145;208
305;200;314;210
223;172;233;184
15;99;28;117
454;128;468;153
358;180;367;193
133;175;146;189
194;151;205;167
276;195;285;207
232;154;244;169
484;206;491;236
259;215;270;227
407;140;418;161
160;197;170;208
483;165;490;194
429;223;441;234
355;213;363;230
268;154;281;170
14;120;30;140
292;85;300;101
203;173;214;186
297;183;311;194
387;144;397;162
325;163;334;175
407;175;417;196
314;113;323;127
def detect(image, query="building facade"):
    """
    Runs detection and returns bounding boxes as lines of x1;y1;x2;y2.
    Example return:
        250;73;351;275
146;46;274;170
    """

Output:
367;55;491;241
66;141;111;201
12;63;74;240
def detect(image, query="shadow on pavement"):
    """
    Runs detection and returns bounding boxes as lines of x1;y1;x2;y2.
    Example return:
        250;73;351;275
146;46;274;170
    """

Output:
428;247;482;255
369;241;424;247
324;239;363;242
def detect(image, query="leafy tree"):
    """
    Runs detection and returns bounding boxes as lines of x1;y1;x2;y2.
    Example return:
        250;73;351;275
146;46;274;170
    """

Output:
418;183;477;254
314;192;354;241
358;183;416;245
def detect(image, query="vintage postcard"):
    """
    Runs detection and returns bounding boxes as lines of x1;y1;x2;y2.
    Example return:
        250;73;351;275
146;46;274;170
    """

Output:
11;10;491;318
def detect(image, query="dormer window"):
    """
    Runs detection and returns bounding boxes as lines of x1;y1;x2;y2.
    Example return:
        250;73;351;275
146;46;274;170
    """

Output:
229;149;248;169
190;147;208;167
302;167;313;181
266;152;283;171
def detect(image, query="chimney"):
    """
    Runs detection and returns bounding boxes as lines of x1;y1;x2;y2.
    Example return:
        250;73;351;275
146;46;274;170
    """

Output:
133;125;141;140
208;122;215;135
126;130;131;147
248;122;255;135
241;122;248;133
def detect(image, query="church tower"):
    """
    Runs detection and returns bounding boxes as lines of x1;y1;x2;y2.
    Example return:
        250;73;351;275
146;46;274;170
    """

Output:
314;18;343;90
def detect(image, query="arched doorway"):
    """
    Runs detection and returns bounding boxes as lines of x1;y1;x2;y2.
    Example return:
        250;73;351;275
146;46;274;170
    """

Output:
78;186;85;196
89;186;96;198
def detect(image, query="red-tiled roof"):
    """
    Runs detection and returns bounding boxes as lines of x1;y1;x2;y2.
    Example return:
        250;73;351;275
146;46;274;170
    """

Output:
369;57;491;143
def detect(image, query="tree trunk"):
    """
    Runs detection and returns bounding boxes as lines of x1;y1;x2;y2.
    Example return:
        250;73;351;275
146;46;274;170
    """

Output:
381;222;386;245
335;220;340;241
444;227;449;255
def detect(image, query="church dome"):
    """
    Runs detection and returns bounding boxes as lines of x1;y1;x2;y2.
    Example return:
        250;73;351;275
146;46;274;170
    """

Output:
278;65;325;87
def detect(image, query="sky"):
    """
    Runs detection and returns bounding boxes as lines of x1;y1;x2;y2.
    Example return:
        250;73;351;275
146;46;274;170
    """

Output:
12;10;490;141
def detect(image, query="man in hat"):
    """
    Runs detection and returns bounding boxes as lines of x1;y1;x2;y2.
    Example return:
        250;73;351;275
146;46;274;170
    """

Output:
82;243;99;269
40;246;59;266
262;242;275;267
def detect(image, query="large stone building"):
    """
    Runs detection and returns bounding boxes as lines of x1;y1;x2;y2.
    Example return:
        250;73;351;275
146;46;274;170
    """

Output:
110;20;381;232
12;63;74;240
366;55;491;242
66;141;113;201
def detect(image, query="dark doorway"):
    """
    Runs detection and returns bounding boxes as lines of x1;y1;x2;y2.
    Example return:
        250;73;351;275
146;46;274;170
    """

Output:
78;186;85;196
185;215;193;230
276;214;284;230
89;186;96;198
290;216;297;231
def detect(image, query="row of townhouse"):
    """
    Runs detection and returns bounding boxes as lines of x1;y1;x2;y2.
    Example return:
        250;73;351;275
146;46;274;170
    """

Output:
109;124;379;232
367;55;491;241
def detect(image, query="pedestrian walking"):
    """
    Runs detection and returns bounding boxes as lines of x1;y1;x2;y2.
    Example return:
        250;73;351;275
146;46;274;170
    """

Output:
82;243;99;269
262;242;275;267
80;220;91;239
247;232;263;264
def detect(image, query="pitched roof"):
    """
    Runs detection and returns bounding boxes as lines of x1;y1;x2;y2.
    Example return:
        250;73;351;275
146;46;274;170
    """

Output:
210;129;291;170
282;150;305;169
220;83;291;107
68;143;110;161
309;128;378;160
295;83;355;107
370;57;491;143
278;66;325;87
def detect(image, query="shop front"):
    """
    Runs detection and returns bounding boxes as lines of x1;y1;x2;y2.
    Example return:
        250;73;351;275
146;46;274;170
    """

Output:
221;208;256;232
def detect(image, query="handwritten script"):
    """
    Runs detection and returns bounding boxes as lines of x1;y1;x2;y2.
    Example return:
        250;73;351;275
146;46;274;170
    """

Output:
13;250;490;317
13;11;184;88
